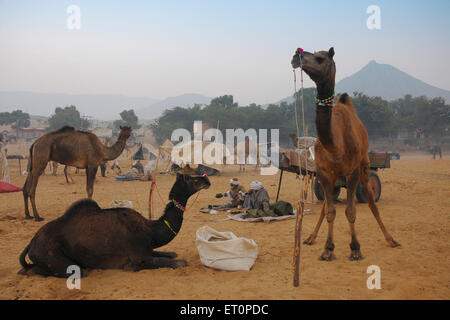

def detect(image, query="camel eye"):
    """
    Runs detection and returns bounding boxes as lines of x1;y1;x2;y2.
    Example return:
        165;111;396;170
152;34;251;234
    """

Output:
315;56;324;63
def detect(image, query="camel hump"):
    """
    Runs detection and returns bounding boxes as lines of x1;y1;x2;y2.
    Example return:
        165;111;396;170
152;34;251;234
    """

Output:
54;126;75;133
64;199;101;216
338;93;350;105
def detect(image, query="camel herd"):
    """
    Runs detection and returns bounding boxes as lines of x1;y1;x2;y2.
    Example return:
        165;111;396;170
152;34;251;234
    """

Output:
15;46;401;278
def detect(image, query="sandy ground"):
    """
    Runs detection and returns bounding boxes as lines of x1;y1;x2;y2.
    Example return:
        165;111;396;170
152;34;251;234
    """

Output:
0;149;449;300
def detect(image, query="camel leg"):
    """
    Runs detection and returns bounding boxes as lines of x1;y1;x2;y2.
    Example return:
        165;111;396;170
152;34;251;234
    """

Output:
318;172;337;261
29;172;45;222
151;251;178;259
34;250;81;278
26;160;47;222
136;257;187;270
64;166;69;183
86;166;98;199
345;169;363;260
64;166;74;183
23;175;33;219
360;166;400;247
303;201;326;245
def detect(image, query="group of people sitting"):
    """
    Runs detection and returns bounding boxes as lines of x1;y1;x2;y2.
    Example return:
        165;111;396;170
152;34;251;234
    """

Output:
211;178;294;218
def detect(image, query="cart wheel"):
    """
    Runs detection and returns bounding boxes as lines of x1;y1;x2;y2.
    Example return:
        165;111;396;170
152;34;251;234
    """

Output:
356;170;381;203
314;178;340;201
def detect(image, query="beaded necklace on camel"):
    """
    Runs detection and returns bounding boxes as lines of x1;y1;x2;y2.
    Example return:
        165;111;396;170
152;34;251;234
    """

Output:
163;200;185;236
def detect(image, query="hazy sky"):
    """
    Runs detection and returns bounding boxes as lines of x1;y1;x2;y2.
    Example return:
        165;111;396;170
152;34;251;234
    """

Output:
0;0;449;105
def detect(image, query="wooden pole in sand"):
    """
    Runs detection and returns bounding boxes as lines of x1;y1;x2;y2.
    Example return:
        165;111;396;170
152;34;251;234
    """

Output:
275;169;284;202
148;175;155;220
293;198;304;287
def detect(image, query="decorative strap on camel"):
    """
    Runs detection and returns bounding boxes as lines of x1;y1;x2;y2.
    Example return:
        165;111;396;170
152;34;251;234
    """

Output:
171;199;185;212
315;92;335;107
163;219;177;235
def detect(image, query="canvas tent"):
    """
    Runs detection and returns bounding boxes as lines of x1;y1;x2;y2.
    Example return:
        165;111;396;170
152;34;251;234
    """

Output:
171;140;232;168
142;144;159;160
155;139;232;172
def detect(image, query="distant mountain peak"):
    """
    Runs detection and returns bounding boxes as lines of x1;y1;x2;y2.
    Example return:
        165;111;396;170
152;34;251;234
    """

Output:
335;61;450;102
273;60;450;105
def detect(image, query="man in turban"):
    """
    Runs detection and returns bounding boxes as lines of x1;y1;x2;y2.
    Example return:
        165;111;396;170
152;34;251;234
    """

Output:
215;177;246;208
243;181;272;214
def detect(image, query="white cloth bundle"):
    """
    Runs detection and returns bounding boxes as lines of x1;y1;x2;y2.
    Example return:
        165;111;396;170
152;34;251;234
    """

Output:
196;225;258;271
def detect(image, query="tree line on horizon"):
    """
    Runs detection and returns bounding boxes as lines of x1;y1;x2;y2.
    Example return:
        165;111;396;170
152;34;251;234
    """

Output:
150;91;450;146
1;90;449;147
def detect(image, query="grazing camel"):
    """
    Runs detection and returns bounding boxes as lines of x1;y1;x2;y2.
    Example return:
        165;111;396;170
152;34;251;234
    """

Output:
291;48;399;261
23;126;132;221
19;173;210;277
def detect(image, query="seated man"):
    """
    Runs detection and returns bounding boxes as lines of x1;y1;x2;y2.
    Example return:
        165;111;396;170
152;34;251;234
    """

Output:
215;178;246;209
243;181;274;216
242;181;294;219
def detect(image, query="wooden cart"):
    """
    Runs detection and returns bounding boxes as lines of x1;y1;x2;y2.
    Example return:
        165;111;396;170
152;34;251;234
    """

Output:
278;150;390;203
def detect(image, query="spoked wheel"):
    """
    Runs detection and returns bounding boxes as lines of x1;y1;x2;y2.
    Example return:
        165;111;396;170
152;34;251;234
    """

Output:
356;170;382;203
314;178;341;201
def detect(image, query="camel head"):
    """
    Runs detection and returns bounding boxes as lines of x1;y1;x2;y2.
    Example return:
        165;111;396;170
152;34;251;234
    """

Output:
174;173;211;198
291;47;336;85
118;126;132;141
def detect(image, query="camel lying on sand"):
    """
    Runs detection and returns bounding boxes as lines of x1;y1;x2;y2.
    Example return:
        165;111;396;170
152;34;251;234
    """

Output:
18;173;210;277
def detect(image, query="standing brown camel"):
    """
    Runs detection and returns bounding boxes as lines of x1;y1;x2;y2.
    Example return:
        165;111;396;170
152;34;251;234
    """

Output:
23;126;132;221
291;48;399;261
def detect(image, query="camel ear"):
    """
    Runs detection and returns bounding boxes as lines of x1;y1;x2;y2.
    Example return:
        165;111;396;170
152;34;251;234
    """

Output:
120;126;123;130
328;47;335;59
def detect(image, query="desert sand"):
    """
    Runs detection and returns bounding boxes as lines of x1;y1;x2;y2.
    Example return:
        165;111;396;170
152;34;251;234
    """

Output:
0;149;449;300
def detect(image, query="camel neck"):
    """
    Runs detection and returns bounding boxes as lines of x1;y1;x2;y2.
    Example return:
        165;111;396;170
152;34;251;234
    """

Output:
315;81;336;153
316;81;335;101
149;191;190;249
103;138;126;161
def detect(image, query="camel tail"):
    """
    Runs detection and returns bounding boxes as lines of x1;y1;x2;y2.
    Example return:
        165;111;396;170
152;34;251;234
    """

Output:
19;243;32;269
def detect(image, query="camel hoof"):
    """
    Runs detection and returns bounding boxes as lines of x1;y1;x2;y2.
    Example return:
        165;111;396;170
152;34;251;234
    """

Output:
388;238;401;248
24;215;34;220
303;235;316;245
34;217;44;222
172;259;188;268
165;252;178;259
319;251;336;261
349;251;363;261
